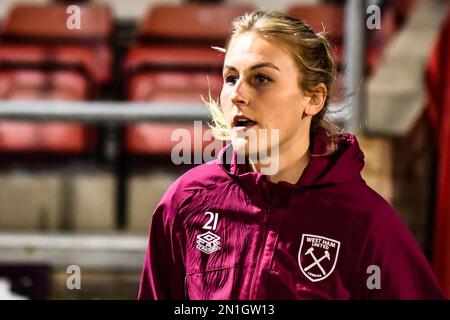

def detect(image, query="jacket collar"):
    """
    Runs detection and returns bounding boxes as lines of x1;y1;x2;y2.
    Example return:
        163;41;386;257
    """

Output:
216;130;365;207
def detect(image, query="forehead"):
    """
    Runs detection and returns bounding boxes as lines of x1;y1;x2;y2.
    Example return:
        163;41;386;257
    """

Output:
224;32;294;71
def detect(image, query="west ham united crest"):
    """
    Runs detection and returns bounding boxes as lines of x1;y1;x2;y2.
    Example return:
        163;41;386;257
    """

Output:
298;234;341;282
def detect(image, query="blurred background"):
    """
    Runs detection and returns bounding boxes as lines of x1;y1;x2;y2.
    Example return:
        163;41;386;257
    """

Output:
0;0;448;300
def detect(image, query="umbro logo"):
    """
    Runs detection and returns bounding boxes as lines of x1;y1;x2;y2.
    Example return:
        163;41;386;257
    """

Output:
196;231;221;254
196;211;221;255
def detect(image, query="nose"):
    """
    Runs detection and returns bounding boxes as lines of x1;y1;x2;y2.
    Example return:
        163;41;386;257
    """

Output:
230;78;249;107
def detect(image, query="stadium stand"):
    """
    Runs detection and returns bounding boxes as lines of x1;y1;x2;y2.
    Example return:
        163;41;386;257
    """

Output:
0;3;113;153
123;4;253;155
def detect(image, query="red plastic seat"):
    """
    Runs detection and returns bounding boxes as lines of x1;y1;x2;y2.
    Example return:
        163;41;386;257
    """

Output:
125;69;223;155
138;4;254;44
287;5;345;42
126;122;216;156
2;4;112;39
124;45;224;101
0;120;86;153
123;4;255;156
124;47;223;155
287;5;345;73
0;70;89;153
0;70;87;101
1;4;113;85
127;72;223;102
53;45;111;86
0;4;111;154
124;45;225;71
0;45;108;86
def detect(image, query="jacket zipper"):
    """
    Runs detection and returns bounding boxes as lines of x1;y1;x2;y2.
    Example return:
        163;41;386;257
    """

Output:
248;207;270;299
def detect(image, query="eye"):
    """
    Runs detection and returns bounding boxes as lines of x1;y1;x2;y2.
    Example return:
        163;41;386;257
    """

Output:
224;75;238;85
254;74;271;84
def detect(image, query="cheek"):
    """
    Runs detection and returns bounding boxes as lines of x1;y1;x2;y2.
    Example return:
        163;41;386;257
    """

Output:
262;106;298;129
266;117;297;140
266;91;304;129
261;107;300;141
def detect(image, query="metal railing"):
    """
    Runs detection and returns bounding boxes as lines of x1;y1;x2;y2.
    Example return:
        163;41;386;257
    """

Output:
0;101;209;123
0;232;147;271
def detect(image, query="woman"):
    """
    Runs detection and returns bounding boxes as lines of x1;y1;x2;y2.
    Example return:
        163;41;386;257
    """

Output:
138;10;446;300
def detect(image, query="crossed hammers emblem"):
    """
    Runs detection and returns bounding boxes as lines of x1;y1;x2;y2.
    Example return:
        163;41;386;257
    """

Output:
305;247;331;275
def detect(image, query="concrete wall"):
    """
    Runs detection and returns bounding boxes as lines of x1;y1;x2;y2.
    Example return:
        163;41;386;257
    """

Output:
358;118;433;251
70;171;116;231
0;171;62;231
359;135;393;204
127;170;178;233
0;169;116;232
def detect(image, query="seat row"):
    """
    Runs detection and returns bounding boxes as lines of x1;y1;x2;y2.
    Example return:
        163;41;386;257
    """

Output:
0;2;416;155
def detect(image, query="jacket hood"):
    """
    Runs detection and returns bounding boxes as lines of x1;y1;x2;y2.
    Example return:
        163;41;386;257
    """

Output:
215;131;366;206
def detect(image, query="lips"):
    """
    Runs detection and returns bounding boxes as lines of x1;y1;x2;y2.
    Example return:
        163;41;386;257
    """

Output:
232;115;257;129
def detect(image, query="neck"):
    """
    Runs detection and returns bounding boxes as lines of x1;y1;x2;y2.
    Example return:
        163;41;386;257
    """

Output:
250;135;311;185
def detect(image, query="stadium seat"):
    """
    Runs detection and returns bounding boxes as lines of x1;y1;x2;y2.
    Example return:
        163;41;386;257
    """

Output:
0;3;113;86
127;72;222;102
287;4;345;86
287;4;345;40
124;68;223;155
124;4;253;156
124;45;225;72
126;122;215;156
124;45;224;100
0;70;88;153
0;3;113;154
0;70;87;100
137;4;254;45
0;45;95;88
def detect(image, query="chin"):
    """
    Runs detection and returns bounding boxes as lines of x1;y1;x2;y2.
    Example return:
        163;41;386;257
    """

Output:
232;138;257;158
232;137;275;162
230;126;280;162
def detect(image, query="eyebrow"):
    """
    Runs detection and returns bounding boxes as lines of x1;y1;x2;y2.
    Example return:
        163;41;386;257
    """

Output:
223;62;280;73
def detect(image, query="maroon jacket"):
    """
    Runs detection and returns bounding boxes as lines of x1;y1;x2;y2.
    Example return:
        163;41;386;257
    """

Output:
138;132;446;300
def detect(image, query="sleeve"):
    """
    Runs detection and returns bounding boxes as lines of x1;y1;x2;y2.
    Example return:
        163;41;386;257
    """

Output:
354;203;447;300
137;181;188;300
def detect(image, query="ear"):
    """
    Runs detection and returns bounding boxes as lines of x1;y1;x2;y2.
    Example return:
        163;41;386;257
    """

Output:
304;83;327;116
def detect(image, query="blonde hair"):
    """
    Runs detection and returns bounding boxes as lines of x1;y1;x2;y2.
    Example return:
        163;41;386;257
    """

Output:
202;10;342;152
